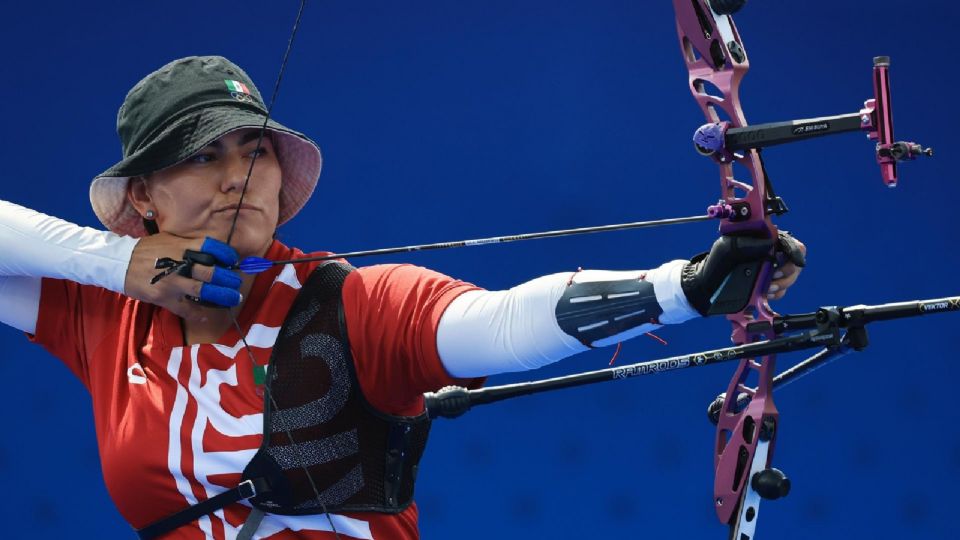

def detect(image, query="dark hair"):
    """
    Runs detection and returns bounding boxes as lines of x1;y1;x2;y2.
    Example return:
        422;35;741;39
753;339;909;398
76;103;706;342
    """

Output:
143;217;160;235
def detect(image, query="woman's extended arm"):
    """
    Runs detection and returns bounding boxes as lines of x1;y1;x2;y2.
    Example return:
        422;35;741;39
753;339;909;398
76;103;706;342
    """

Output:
437;231;806;378
437;260;698;378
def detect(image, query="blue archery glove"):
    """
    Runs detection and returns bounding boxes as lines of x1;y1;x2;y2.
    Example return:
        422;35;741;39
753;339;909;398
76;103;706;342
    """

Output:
681;231;805;316
176;237;243;308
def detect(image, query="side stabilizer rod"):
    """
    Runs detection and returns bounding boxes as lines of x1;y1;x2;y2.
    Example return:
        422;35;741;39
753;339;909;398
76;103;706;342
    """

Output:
425;295;960;420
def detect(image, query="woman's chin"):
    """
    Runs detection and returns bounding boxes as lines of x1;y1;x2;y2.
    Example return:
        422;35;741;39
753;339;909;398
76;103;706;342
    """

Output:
184;227;271;259
228;234;274;259
177;221;275;259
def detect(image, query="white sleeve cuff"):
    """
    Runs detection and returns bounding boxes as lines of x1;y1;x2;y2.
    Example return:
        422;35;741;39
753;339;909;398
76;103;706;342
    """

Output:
0;276;41;334
644;259;700;324
0;200;138;294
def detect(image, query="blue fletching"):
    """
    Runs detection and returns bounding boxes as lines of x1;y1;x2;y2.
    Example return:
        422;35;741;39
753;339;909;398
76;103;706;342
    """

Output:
238;256;275;274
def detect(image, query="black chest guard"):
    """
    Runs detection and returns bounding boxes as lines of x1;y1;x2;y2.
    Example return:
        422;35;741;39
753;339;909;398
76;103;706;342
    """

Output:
244;261;431;514
137;262;432;539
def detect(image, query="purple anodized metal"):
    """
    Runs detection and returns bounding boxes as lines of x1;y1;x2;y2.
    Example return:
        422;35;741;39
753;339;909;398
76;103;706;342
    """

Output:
693;121;731;157
863;56;899;186
673;1;780;538
861;57;932;187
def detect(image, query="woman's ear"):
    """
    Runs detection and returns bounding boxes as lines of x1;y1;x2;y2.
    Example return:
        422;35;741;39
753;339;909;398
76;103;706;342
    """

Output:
126;177;153;218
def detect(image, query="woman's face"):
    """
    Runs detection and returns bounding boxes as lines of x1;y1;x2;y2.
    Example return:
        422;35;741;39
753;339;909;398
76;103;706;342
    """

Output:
128;128;282;257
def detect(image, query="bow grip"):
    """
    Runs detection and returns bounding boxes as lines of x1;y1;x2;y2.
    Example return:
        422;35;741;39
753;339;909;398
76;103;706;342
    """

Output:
705;259;763;316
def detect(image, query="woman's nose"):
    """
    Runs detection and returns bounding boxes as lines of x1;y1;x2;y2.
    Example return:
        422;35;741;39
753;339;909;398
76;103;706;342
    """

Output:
221;155;251;193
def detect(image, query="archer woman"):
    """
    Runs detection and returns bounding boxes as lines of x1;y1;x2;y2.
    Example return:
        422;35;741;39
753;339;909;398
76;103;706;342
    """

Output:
0;56;803;539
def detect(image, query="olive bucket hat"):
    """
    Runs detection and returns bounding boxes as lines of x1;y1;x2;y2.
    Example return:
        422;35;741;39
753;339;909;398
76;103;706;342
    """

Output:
89;55;322;237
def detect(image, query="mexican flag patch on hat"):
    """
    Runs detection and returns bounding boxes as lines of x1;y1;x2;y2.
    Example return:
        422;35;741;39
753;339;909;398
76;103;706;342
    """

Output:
224;79;250;94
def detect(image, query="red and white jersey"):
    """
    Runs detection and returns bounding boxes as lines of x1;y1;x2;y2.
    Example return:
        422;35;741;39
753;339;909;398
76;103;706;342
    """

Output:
30;240;482;539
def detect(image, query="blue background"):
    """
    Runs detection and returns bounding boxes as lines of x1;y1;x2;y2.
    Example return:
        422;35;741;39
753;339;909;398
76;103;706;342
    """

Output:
0;1;957;538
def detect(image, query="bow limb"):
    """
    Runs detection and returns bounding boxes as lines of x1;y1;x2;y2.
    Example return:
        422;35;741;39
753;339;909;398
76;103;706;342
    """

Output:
673;2;784;538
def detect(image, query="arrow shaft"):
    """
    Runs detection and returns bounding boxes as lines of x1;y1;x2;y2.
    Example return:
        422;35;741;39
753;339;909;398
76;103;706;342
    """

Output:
263;214;713;267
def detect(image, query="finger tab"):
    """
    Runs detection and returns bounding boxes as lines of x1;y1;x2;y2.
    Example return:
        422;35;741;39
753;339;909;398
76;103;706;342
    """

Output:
200;237;240;266
199;283;242;307
210;266;243;289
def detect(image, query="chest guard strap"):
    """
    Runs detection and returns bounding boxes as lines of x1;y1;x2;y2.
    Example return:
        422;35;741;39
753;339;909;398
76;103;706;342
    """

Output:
137;262;431;539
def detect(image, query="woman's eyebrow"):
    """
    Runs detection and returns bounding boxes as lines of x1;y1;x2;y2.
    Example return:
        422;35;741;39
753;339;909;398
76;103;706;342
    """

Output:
200;130;269;152
239;130;268;146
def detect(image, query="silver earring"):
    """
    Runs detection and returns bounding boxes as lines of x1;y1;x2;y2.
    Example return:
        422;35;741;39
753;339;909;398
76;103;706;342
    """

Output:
145;210;156;220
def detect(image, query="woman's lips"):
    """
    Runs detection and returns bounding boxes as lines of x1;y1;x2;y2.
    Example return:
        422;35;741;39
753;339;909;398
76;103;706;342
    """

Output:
215;204;261;213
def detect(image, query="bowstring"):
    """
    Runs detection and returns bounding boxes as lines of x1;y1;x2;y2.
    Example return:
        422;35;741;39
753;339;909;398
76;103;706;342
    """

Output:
222;1;343;537
232;320;342;539
225;0;306;246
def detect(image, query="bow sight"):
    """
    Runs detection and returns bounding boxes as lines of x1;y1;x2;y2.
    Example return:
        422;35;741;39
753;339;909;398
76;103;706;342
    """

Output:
692;56;933;188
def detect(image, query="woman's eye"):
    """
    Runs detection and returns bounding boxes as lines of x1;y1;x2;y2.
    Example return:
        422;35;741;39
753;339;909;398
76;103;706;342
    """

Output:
249;147;269;158
190;153;215;164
